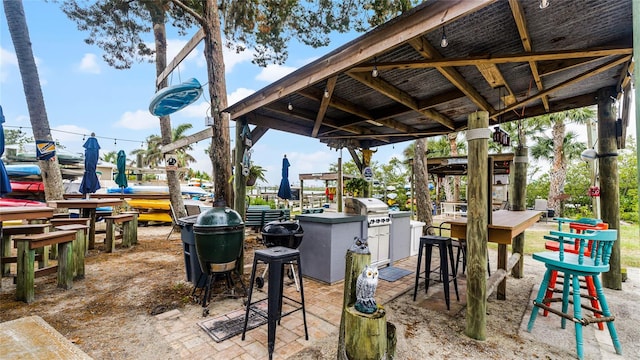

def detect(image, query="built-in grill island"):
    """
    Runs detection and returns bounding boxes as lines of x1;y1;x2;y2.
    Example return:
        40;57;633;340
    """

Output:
344;197;391;268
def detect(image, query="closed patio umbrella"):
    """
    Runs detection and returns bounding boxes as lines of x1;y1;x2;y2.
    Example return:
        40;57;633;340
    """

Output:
79;133;100;198
115;150;128;196
0;106;11;195
277;155;292;200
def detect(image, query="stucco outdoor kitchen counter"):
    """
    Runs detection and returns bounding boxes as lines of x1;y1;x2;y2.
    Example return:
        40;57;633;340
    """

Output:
296;213;366;284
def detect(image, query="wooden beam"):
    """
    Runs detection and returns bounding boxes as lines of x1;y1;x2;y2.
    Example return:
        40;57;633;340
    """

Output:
347;47;632;72
348;148;363;172
155;28;205;88
475;63;517;105
250;113;313;137
312;76;338;137
348;71;455;129
298;87;374;120
496;55;631;118
265;101;370;135
318;131;447;140
225;0;497;119
508;0;549;111
160;127;212;153
249;125;269;143
407;37;496;115
537;57;600;77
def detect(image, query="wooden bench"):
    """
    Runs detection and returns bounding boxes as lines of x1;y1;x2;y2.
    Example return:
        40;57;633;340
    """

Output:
53;224;89;279
13;230;77;303
245;208;290;230
2;224;51;284
104;213;138;252
49;217;90;227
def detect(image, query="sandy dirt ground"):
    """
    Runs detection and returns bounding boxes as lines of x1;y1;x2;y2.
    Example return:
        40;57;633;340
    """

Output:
1;224;639;359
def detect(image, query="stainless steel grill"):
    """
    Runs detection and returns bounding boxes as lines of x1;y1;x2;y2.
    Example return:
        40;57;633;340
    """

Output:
344;197;391;267
344;197;391;227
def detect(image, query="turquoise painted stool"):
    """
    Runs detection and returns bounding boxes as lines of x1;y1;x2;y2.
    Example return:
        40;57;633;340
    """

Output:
527;229;622;359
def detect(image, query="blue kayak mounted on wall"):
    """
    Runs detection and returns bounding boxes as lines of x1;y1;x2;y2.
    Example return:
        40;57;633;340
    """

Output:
149;78;203;117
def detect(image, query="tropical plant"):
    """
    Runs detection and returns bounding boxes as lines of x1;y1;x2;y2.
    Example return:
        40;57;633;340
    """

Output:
101;150;118;164
246;164;267;187
527;107;595;216
345;178;368;196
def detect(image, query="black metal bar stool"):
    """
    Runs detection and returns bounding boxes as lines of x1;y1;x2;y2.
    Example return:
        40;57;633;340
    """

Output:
242;246;309;360
413;225;459;310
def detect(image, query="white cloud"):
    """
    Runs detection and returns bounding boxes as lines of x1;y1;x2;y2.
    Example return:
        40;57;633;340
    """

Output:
0;47;18;82
114;110;159;130
180;101;212;118
221;45;254;73
228;87;255;106
255;64;297;82
76;53;101;74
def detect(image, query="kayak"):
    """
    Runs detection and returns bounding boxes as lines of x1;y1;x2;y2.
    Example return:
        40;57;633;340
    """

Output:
127;199;170;211
0;198;46;207
106;185;210;197
137;212;172;223
5;164;41;177
10;180;45;193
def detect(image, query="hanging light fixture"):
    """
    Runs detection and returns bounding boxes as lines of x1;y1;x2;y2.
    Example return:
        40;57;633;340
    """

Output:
539;0;549;9
371;57;379;78
288;102;293;111
440;26;448;48
324;88;330;98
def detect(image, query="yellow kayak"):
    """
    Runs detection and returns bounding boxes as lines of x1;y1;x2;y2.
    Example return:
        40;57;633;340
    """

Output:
126;199;170;211
137;212;172;223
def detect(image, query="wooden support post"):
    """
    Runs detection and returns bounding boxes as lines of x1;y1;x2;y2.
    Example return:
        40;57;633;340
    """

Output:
16;240;35;303
234;118;247;274
511;146;528;279
338;249;395;360
465;110;489;341
57;241;73;290
105;217;116;253
345;306;387;360
598;86;622;289
85;208;97;250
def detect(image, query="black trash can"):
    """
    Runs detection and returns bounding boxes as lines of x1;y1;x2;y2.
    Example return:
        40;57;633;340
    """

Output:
177;214;206;288
261;220;304;249
193;207;244;274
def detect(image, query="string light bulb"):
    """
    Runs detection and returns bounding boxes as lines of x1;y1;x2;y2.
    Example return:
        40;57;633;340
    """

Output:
324;88;330;98
539;0;549;9
440;26;448;48
371;57;379;78
288;102;293;111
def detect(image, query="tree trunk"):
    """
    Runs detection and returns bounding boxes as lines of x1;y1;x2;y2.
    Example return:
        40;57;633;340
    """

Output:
4;0;65;203
414;138;433;234
148;3;186;219
511;146;528;279
203;0;232;207
598;86;622;290
448;132;461;201
548;116;566;216
465;111;489;341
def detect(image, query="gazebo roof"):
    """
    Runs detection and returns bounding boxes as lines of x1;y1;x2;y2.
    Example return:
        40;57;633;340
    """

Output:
224;0;633;149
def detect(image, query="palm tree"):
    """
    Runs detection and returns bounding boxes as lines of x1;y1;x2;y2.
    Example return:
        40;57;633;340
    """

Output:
529;107;595;215
101;150;118;164
4;0;65;202
131;123;196;170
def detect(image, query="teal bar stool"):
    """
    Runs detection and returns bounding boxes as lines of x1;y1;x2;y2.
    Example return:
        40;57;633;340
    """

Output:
527;229;622;359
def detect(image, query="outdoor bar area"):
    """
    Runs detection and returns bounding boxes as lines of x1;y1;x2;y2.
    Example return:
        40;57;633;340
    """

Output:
2;0;639;359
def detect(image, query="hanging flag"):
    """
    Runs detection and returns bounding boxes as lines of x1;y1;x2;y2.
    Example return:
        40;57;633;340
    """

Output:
35;140;56;160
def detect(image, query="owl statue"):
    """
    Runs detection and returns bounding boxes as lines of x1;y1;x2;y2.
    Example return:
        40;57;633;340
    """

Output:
349;236;369;254
355;265;379;314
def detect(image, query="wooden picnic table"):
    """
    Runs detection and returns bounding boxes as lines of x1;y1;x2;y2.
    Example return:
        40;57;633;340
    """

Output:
47;199;124;249
1;207;55;289
446;210;542;300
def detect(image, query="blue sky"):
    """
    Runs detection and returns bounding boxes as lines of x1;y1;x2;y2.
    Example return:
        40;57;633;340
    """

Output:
0;1;406;187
